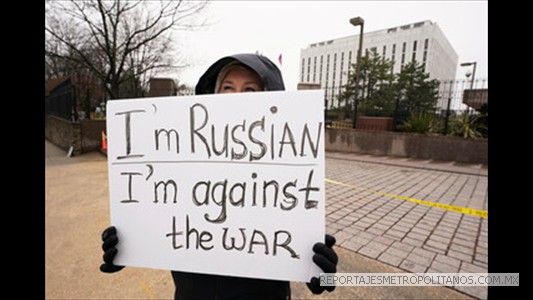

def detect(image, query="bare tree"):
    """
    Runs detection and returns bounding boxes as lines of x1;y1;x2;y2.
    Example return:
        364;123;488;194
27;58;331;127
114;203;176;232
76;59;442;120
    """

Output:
45;0;208;99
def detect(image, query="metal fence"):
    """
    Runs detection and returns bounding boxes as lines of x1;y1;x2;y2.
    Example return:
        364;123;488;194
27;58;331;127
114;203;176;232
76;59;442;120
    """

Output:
45;78;76;122
323;78;488;136
45;76;487;137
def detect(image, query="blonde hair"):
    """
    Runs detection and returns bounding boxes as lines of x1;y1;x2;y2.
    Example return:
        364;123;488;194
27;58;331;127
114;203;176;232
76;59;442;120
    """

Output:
214;62;241;94
214;62;265;93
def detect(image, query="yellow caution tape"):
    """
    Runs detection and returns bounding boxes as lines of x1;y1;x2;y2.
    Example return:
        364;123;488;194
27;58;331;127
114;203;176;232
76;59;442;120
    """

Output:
326;178;488;219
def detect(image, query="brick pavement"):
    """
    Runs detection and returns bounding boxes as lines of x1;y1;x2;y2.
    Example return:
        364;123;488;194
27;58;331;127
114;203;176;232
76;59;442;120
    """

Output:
324;152;488;299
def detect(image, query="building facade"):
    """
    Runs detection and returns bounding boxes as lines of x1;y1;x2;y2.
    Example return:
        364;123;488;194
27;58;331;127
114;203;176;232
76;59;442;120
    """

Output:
299;20;458;109
148;78;178;97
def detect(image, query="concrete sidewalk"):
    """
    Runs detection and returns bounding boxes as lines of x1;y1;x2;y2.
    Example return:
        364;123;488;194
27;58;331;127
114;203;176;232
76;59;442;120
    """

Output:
315;152;488;299
45;140;483;299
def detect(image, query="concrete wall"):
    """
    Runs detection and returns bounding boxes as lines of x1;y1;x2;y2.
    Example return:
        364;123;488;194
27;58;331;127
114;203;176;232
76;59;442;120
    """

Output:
80;119;106;152
326;128;487;164
45;115;81;155
45;115;106;155
149;78;176;97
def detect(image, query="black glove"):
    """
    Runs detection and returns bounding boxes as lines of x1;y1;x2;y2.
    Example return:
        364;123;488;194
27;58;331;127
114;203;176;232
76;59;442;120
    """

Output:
307;234;338;294
100;226;125;273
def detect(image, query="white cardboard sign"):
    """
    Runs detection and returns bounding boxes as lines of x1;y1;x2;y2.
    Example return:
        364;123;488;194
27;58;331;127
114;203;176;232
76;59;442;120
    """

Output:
106;90;325;282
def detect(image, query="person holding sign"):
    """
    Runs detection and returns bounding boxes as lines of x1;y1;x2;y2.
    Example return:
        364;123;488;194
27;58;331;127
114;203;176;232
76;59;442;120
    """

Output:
100;53;338;299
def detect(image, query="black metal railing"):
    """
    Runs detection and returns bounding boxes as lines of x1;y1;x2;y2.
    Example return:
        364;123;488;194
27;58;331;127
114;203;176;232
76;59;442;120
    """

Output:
322;78;488;137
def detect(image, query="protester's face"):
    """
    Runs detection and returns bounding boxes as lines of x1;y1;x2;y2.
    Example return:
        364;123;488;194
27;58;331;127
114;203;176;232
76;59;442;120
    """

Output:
218;65;264;93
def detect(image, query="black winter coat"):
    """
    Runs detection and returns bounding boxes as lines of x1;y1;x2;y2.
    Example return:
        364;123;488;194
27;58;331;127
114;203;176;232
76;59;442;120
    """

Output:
172;54;290;300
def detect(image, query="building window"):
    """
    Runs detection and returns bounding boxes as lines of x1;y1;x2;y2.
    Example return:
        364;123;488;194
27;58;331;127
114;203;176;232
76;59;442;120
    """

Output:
333;53;337;80
307;57;311;82
382;45;386;59
313;56;317;82
340;52;345;85
423;39;429;68
306;57;311;82
401;42;406;67
326;54;330;82
301;58;305;82
392;43;396;62
319;55;323;84
412;40;417;62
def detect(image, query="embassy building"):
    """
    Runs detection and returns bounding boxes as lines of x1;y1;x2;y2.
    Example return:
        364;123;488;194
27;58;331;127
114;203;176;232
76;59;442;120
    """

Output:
299;20;458;109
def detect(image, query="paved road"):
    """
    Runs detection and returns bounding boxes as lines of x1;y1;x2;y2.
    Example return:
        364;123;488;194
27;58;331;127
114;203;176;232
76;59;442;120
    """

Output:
45;140;486;299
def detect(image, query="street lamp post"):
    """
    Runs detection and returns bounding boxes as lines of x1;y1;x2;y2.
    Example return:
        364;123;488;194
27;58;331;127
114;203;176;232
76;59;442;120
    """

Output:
460;61;477;90
460;62;477;114
350;16;364;129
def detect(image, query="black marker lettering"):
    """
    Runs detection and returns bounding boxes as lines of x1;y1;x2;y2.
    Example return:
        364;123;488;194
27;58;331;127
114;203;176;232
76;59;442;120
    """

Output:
300;122;322;158
229;182;246;207
299;169;320;209
211;125;229;157
281;180;298;210
271;123;275;160
155;128;180;154
166;216;214;251
165;216;183;249
190;103;211;157
205;180;228;223
278;123;297;158
185;215;214;250
251;173;258;206
187;170;321;231
248;230;269;255
263;180;279;208
273;230;300;258
269;105;277;160
120;172;142;203
231;120;248;160
192;181;210;206
115;110;146;160
249;117;267;161
222;228;247;251
153;179;178;204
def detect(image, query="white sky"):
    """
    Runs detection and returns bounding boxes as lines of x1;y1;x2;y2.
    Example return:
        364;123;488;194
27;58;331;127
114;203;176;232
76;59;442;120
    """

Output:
173;1;488;90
